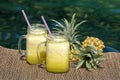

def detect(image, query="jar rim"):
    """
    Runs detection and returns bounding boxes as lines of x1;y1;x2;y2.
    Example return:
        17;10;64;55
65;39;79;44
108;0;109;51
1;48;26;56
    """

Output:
27;24;46;35
27;23;46;32
47;34;68;42
31;24;45;28
27;24;46;30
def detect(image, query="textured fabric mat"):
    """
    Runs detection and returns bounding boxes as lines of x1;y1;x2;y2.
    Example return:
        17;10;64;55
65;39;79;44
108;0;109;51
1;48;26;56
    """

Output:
0;46;120;80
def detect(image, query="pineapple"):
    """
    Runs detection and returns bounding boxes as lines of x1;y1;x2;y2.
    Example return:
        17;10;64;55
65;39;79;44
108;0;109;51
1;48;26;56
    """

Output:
82;37;105;51
73;37;105;70
51;13;86;61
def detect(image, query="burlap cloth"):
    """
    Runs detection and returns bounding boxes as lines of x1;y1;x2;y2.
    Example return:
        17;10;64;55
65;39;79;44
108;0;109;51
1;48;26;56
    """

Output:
0;46;120;80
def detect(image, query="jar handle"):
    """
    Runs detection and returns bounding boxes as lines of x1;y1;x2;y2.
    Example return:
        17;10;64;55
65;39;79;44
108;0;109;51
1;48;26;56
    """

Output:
18;35;26;60
37;41;46;67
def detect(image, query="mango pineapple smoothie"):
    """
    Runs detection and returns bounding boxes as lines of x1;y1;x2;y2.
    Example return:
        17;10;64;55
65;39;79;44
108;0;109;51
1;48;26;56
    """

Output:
26;29;46;64
46;38;69;72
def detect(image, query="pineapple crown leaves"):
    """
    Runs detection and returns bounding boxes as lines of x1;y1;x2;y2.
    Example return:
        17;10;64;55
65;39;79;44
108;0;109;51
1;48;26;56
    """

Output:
73;45;105;71
51;13;86;47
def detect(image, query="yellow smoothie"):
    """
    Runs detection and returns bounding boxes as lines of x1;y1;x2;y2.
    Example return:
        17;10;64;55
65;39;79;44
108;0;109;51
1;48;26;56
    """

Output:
26;29;46;64
46;38;69;72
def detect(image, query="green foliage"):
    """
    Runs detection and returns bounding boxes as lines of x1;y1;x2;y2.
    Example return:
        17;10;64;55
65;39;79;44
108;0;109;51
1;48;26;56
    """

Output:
0;0;120;50
64;0;120;50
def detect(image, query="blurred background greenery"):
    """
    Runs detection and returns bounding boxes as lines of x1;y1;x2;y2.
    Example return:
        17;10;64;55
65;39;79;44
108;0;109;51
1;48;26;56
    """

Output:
0;0;120;51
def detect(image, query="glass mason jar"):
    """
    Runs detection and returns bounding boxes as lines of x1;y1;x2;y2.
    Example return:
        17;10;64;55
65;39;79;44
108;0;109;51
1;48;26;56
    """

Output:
46;35;70;72
18;24;47;64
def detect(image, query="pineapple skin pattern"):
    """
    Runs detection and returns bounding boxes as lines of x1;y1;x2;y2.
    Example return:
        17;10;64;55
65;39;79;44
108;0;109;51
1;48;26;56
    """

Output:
82;37;105;51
